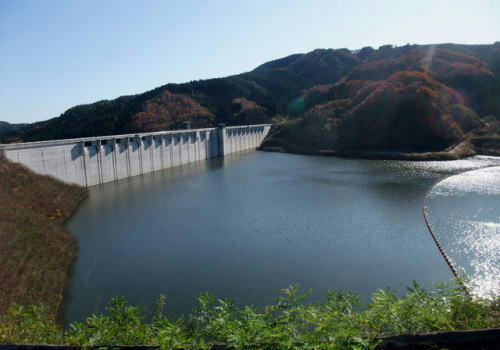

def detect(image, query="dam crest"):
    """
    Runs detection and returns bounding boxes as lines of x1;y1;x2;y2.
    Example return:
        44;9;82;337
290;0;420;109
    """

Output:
0;124;271;187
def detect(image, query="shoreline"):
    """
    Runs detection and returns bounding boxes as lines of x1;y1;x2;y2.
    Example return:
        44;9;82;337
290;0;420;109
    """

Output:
57;195;88;324
259;136;500;161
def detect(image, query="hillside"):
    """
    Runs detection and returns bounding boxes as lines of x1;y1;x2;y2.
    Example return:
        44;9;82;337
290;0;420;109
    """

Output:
3;42;500;157
0;121;27;135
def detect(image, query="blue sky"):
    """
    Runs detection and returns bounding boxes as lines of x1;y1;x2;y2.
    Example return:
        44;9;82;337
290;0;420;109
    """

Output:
1;0;499;123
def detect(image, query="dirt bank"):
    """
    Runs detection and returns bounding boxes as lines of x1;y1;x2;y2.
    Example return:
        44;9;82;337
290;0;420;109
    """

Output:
0;153;87;318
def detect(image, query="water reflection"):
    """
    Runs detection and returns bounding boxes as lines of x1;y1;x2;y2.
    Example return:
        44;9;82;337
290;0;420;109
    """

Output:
426;166;500;298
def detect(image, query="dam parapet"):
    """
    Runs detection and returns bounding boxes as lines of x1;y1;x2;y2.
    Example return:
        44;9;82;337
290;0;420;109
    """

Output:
0;124;271;187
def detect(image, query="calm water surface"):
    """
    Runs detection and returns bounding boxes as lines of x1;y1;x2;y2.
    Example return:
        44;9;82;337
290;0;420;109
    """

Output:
64;152;500;324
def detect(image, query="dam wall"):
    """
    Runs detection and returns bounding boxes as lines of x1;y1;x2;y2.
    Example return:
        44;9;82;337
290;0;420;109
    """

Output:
0;124;271;187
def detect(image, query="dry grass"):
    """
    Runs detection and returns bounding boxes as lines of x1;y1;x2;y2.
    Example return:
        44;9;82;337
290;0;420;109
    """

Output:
0;152;87;318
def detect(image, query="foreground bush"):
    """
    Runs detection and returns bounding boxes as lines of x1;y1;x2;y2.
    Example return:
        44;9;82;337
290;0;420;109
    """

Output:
1;282;498;349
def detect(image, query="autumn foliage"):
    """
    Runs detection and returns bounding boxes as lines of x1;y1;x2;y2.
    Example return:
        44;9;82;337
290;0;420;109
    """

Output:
2;43;499;154
347;48;494;93
228;97;269;125
130;91;215;131
339;71;482;151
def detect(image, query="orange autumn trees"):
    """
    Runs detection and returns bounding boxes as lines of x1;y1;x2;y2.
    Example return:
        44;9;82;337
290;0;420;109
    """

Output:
130;91;215;132
347;48;494;93
339;71;483;151
266;71;485;153
228;98;269;125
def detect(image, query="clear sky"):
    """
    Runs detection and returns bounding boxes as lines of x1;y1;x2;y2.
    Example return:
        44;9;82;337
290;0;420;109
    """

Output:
1;0;499;123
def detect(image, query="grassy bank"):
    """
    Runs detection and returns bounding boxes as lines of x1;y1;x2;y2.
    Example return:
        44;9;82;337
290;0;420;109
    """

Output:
0;153;87;318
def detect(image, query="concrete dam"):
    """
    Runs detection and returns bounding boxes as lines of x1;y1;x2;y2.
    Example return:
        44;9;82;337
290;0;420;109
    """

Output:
0;124;272;187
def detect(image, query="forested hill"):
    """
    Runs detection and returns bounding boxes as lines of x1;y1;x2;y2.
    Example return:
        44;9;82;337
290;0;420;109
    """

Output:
0;121;27;135
2;42;500;155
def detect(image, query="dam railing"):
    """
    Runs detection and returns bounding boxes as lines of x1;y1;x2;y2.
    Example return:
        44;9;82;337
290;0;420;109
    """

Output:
0;124;272;187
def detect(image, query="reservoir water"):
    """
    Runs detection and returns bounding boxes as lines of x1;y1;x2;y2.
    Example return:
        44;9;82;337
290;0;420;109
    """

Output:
64;152;500;324
426;165;500;298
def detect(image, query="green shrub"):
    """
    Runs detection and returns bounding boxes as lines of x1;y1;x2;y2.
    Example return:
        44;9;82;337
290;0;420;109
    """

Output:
0;304;62;344
1;281;498;349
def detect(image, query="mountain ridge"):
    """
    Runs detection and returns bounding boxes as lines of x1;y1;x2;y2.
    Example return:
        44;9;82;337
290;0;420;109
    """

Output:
2;42;499;157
